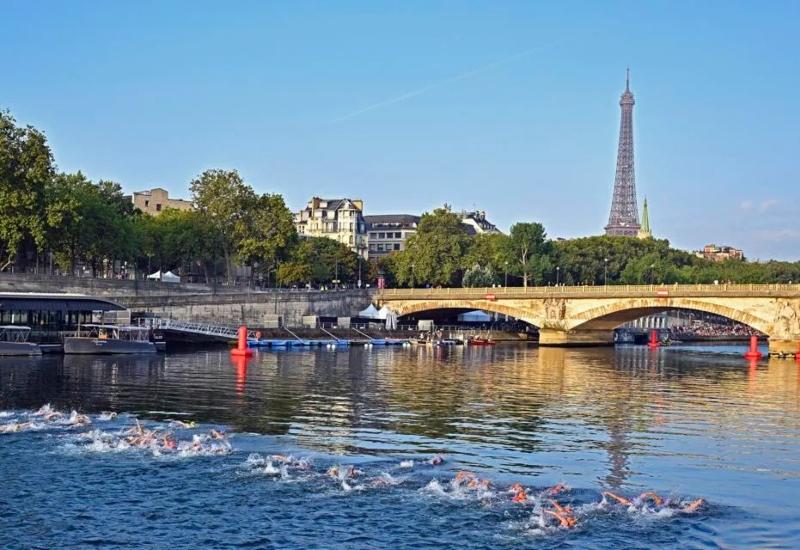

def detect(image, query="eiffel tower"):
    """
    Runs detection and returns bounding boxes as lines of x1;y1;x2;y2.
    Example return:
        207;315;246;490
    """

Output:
605;69;641;237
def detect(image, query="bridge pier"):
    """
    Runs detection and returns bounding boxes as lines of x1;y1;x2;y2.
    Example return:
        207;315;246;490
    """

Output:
538;328;615;347
768;338;799;356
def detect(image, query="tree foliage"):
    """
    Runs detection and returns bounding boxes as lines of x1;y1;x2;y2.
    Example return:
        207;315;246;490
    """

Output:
0;110;55;270
393;207;469;287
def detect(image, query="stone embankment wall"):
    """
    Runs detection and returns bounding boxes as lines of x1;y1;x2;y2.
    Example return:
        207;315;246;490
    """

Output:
0;273;221;297
0;274;375;327
123;291;374;327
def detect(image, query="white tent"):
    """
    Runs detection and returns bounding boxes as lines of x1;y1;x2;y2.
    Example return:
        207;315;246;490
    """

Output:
162;270;181;283
457;310;492;323
358;304;381;319
147;270;181;283
377;305;393;320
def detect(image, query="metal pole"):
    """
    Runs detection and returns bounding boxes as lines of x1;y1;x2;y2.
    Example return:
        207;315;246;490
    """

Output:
556;266;560;286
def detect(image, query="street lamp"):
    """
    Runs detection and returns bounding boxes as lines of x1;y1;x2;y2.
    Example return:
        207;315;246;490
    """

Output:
410;263;415;288
556;266;560;286
604;258;608;286
357;247;363;289
504;260;509;287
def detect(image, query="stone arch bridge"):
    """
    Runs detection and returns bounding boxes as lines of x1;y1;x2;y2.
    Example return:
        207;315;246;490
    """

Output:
374;284;800;354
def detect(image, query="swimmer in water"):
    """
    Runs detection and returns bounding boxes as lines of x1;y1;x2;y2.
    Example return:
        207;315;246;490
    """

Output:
161;433;178;450
602;491;633;506
510;483;528;503
43;411;63;422
546;483;567;496
0;421;35;434
327;465;340;479
170;420;197;429
428;455;444;466
682;498;705;513
209;429;227;441
545;500;577;529
467;477;491;491
603;491;705;513
453;471;476;486
639;491;664;506
66;411;91;427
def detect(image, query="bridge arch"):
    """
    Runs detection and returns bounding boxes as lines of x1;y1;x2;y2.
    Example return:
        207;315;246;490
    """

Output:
390;300;541;328
569;298;772;334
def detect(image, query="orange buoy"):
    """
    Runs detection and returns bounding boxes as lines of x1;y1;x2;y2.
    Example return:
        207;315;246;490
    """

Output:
231;325;253;357
743;335;762;359
647;329;659;349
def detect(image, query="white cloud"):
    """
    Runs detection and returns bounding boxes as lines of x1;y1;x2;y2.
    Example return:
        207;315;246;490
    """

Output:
740;200;753;210
759;199;778;212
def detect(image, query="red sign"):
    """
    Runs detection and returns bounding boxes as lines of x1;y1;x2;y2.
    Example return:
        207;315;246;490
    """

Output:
485;293;496;301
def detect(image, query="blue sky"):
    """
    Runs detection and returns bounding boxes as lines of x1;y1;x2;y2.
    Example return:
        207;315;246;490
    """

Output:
3;1;799;259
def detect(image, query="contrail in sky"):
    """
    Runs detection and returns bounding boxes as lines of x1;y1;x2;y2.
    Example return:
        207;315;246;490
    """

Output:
330;43;558;123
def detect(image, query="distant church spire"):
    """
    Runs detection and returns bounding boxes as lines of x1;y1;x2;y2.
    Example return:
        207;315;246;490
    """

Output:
605;69;641;236
637;198;652;239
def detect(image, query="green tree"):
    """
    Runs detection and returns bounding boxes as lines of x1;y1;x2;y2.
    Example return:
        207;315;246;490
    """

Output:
462;263;496;287
277;237;358;287
0;111;55;270
190;169;257;282
394;207;468;287
507;222;551;287
236;193;297;281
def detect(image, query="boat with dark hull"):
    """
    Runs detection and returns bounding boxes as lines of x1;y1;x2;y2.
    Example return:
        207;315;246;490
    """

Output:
64;325;156;355
0;326;42;356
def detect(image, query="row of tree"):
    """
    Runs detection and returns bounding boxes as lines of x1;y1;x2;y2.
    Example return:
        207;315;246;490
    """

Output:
2;108;799;287
377;207;800;286
0;110;360;285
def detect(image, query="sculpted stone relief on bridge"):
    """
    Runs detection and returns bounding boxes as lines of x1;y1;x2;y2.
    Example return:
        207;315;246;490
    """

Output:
542;298;567;329
774;299;800;339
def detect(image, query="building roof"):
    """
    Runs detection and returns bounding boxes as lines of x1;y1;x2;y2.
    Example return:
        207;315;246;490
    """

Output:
364;214;420;228
0;292;124;312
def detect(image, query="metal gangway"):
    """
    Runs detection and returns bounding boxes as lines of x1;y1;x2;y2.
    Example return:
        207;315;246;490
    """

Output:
156;318;258;340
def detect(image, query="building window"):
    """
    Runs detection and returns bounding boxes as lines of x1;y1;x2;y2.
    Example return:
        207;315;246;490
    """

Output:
393;243;400;250
349;235;354;244
156;204;162;211
377;244;384;251
378;232;385;239
369;244;376;251
370;232;377;238
144;200;149;207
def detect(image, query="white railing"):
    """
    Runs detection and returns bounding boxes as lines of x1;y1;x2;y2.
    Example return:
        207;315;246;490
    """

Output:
376;283;800;299
156;318;258;339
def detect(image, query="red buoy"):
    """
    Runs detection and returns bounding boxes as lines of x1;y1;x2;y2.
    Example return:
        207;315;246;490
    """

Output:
231;325;253;357
743;335;762;359
647;329;659;349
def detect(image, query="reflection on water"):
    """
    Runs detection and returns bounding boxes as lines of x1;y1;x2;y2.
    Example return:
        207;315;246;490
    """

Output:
1;345;800;548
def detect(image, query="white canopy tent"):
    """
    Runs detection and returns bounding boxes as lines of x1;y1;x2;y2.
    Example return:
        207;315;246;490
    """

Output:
377;305;392;320
457;310;492;323
358;304;381;319
147;270;181;284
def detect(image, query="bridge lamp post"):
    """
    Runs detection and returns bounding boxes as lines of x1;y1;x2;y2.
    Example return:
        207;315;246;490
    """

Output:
604;258;608;286
556;266;560;286
504;261;508;287
410;263;415;289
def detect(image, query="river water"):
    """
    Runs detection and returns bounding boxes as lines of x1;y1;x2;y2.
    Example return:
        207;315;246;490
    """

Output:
1;344;799;548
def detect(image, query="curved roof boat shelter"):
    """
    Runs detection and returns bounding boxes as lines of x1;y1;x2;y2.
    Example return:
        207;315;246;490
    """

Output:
0;292;125;311
0;293;126;336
